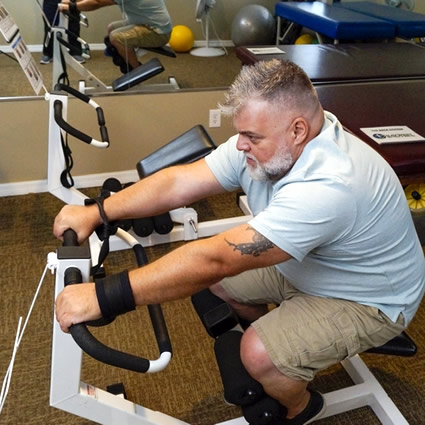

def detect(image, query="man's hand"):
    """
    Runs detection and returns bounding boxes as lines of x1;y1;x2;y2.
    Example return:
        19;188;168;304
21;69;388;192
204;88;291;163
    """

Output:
53;204;101;243
55;283;102;332
58;0;71;12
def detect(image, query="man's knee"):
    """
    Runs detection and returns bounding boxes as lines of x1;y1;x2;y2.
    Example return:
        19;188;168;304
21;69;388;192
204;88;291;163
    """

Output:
240;326;275;380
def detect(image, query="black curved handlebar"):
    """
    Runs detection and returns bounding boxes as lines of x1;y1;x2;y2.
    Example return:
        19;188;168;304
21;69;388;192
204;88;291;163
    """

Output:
62;229;172;373
55;31;90;57
53;84;109;148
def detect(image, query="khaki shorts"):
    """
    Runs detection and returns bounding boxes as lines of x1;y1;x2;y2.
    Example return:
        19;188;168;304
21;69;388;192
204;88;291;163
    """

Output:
109;20;170;49
220;267;406;381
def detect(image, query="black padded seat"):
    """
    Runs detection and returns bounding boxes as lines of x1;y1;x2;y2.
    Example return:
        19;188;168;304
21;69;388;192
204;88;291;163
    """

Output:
367;331;417;357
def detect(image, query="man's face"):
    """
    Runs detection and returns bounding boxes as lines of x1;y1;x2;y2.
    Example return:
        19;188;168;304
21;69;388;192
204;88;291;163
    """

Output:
233;99;295;182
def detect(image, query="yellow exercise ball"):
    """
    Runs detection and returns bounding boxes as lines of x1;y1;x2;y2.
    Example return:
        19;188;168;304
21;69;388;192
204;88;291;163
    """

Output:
295;33;315;44
169;25;194;53
405;183;425;215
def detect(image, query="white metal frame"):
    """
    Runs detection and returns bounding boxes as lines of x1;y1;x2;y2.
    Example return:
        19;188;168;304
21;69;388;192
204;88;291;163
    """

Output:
49;248;409;425
47;91;409;425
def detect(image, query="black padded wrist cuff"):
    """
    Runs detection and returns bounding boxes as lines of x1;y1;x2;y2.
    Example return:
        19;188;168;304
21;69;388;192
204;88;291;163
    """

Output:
95;270;136;318
69;1;79;15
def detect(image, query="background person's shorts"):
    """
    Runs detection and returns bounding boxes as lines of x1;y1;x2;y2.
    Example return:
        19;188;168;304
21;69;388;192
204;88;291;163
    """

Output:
219;266;406;381
109;20;170;49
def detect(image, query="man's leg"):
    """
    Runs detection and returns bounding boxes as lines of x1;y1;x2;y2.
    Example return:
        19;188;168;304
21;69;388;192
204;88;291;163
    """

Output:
109;36;140;69
241;326;311;420
42;0;58;58
109;24;171;70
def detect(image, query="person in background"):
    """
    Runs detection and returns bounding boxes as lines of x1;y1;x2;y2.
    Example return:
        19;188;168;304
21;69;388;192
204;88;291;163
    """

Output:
58;0;172;72
41;0;85;64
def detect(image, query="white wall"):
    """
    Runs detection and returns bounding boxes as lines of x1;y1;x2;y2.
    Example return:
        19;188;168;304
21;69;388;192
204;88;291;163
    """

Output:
0;0;276;46
2;0;422;49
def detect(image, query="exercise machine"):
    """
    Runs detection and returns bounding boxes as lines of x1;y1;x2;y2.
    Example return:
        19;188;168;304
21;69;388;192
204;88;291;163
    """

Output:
46;84;417;425
48;9;179;94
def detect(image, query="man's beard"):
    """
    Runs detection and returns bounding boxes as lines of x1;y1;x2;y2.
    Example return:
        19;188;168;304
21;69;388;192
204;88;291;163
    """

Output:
245;147;293;182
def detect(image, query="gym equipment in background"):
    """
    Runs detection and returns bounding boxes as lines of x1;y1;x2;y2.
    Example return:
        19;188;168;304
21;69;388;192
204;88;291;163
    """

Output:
50;10;179;94
190;0;225;57
231;5;276;47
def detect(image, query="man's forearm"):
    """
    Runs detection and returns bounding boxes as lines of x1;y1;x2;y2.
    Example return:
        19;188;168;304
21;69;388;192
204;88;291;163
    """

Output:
102;160;224;223
128;224;290;307
73;0;115;12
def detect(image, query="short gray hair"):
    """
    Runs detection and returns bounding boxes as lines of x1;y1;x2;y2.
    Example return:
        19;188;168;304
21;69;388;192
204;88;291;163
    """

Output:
220;59;320;116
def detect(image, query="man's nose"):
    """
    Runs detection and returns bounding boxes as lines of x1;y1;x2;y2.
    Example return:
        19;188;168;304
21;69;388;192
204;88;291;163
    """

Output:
236;135;250;152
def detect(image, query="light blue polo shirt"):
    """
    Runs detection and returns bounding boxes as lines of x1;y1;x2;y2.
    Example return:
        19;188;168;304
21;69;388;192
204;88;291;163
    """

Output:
114;0;172;33
205;111;425;324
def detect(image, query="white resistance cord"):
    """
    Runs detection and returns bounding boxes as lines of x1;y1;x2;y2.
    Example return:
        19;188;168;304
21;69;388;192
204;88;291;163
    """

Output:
0;263;50;415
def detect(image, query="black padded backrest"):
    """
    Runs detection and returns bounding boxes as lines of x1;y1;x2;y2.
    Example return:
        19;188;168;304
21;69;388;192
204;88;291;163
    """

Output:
145;45;177;58
112;58;164;92
137;125;216;178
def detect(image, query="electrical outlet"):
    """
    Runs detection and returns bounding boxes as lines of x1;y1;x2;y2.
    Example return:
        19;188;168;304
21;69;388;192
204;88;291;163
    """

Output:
209;109;221;128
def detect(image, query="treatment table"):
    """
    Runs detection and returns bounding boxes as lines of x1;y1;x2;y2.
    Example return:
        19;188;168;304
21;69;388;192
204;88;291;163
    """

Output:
315;79;425;185
275;1;425;44
235;42;425;84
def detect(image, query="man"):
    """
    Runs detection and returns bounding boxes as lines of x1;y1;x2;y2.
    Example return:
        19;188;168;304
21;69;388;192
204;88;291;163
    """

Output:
54;59;425;425
41;0;84;64
59;0;172;71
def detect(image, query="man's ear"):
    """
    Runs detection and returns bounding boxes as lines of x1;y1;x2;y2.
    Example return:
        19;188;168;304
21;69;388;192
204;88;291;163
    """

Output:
291;117;308;145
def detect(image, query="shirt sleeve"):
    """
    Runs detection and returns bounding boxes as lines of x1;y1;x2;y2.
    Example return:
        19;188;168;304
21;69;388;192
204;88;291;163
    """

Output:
204;135;244;191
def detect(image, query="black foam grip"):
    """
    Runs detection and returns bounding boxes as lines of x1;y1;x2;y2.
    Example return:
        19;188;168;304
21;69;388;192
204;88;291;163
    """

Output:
148;304;173;355
214;331;263;406
63;229;79;247
96;107;105;126
54;100;92;144
133;244;148;267
102;177;122;193
100;126;109;144
71;324;150;373
152;212;174;235
242;395;287;425
55;83;90;104
132;217;154;237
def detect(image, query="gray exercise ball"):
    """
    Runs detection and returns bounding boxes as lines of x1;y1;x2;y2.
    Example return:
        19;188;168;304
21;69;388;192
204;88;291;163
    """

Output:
231;5;276;47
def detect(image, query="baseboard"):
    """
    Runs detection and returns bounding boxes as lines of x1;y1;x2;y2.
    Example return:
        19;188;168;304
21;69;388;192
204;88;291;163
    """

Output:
0;40;234;54
0;169;139;197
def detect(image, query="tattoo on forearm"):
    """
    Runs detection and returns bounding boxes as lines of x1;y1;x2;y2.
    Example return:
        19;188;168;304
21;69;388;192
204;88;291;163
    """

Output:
225;227;275;257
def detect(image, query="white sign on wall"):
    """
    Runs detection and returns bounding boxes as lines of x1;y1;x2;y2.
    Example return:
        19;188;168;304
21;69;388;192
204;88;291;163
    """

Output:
0;1;44;95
